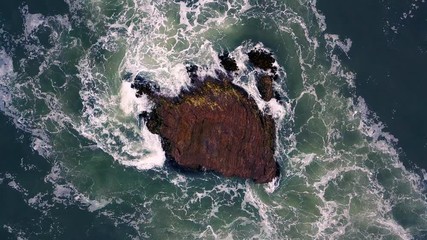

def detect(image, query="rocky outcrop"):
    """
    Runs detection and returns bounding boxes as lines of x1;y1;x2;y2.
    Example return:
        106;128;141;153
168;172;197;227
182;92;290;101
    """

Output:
257;75;274;101
132;50;279;183
248;49;277;72
248;49;278;101
219;52;239;72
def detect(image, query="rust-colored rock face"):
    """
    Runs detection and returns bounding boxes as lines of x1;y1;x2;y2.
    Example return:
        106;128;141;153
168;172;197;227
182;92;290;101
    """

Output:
153;79;276;183
257;75;274;101
133;49;280;183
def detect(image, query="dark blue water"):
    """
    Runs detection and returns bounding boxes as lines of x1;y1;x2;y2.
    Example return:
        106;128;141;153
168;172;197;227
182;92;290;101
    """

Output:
0;114;124;239
318;0;427;171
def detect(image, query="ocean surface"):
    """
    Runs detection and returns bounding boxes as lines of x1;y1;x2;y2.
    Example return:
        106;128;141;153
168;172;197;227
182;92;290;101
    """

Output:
1;0;427;239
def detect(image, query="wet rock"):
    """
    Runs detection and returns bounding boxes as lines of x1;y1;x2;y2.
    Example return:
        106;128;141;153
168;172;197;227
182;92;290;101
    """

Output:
257;75;274;101
248;49;277;73
185;64;199;83
219;52;239;72
248;49;279;102
131;75;160;97
139;79;278;183
134;50;280;183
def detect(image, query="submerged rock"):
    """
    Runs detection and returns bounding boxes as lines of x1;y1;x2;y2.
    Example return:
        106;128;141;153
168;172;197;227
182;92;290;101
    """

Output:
132;50;279;183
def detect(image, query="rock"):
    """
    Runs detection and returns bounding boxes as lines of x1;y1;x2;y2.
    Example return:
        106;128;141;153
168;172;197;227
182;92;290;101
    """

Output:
248;49;277;73
248;49;279;102
219;52;239;72
131;75;160;97
134;51;280;183
257;75;274;101
185;64;199;83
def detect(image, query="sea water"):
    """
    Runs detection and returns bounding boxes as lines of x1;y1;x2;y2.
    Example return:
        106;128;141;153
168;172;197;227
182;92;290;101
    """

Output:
0;0;427;239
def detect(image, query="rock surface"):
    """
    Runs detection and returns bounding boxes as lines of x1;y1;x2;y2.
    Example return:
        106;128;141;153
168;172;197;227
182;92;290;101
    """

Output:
248;49;277;72
219;52;239;72
132;50;279;183
248;48;277;101
257;75;274;101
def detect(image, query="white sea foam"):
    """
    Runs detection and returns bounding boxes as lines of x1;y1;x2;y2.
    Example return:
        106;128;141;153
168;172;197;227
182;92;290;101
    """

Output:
242;183;276;237
171;174;188;187
0;49;16;111
7;180;28;196
264;177;280;194
120;124;166;170
119;81;153;116
228;42;288;122
22;7;45;37
310;0;327;32
289;153;316;171
198;225;219;239
27;192;52;210
267;99;288;121
115;0;258;98
44;163;112;212
75;50;167;170
2;224;27;240
354;97;399;157
324;34;352;56
0;50;15;77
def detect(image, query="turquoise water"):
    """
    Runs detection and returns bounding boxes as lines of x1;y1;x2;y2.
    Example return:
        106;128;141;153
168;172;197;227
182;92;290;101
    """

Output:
1;0;427;239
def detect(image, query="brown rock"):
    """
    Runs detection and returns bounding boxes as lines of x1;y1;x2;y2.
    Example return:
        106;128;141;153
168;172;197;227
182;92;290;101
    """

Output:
131;49;281;183
248;49;279;102
257;75;274;101
135;76;278;183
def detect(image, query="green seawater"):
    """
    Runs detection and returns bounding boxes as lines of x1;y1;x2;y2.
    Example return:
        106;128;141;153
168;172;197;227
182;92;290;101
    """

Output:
0;0;427;239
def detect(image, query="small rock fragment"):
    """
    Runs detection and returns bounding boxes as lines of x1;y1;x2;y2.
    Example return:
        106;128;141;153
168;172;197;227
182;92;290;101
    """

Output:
257;75;274;101
219;52;239;72
248;49;277;73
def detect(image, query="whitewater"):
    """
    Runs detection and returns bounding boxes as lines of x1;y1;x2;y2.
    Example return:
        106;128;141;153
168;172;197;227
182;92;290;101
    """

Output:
0;0;426;239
